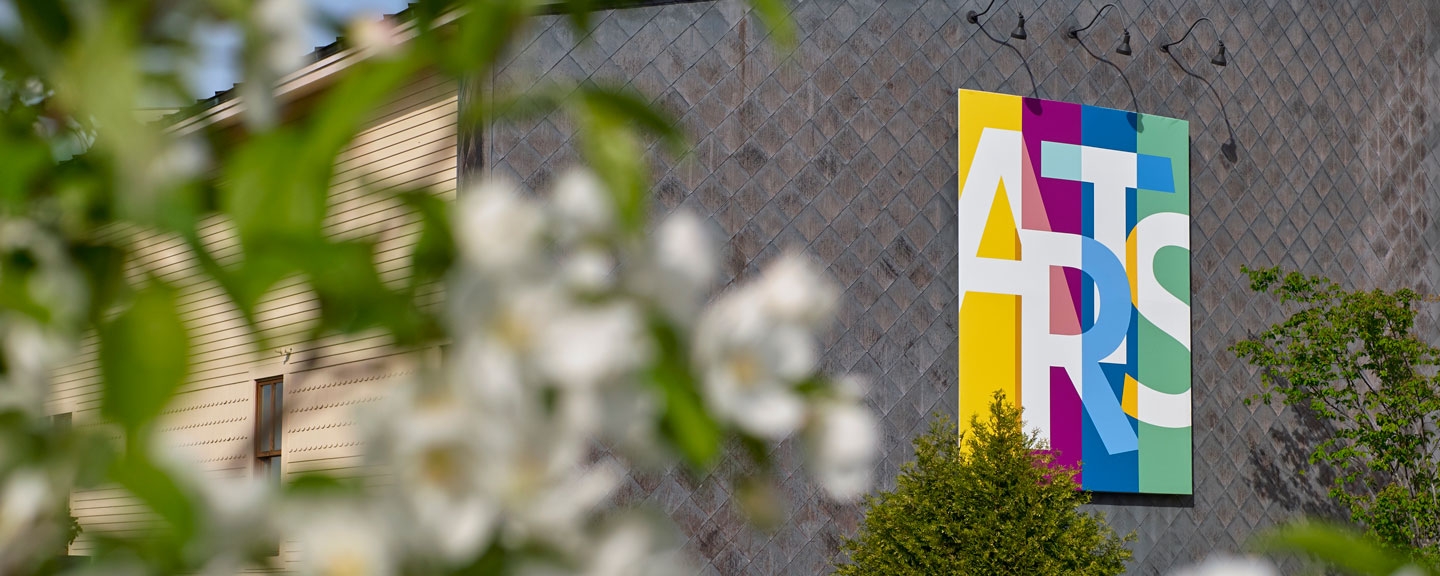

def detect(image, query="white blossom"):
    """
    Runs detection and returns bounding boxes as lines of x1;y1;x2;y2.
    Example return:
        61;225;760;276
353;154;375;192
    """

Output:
0;469;52;546
1170;555;1279;576
692;253;839;439
506;459;622;547
696;290;814;439
587;521;652;576
754;252;838;327
254;0;312;76
0;322;69;415
463;397;616;553
654;211;716;298
552;168;613;242
561;248;616;293
348;15;401;58
585;518;690;576
536;302;650;390
291;504;395;576
148;138;209;191
812;401;878;501
456;179;546;274
832;374;867;402
71;170;875;574
197;472;273;536
454;335;524;408
388;393;498;562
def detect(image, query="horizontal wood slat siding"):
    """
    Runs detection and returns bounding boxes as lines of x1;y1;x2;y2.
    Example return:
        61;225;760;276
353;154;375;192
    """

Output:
53;70;456;557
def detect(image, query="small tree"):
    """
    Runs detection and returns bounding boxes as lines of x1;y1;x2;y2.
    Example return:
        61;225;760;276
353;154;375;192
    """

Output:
1232;266;1440;561
835;393;1133;575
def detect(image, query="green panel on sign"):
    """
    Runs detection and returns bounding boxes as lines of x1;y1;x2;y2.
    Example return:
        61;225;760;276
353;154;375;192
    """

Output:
1137;316;1191;395
1135;111;1191;497
1155;246;1190;307
1136;114;1190;220
1139;423;1192;494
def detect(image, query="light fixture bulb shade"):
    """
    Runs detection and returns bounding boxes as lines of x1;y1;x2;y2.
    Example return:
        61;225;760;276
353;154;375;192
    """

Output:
1116;30;1132;55
1011;12;1028;40
1211;40;1228;66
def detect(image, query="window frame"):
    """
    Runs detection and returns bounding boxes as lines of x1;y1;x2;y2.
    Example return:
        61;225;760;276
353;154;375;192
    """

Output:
254;376;284;459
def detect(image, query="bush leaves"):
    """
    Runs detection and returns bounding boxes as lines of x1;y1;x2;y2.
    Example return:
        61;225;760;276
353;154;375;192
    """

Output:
99;282;190;434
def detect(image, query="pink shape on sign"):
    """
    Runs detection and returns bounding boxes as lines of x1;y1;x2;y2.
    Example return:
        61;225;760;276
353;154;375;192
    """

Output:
1020;139;1050;231
1050;266;1082;335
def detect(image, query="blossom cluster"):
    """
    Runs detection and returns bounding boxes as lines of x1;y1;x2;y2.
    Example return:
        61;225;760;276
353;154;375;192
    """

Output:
181;171;877;575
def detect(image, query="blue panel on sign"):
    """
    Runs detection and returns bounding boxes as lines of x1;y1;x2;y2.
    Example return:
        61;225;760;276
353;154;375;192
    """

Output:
1102;362;1138;435
1082;362;1139;493
1137;154;1176;192
1081;105;1137;152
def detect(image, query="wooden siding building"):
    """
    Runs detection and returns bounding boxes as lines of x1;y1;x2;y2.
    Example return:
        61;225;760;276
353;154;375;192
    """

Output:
50;46;458;569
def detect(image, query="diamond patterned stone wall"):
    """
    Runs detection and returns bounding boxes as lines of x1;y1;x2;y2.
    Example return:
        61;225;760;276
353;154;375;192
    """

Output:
475;0;1440;573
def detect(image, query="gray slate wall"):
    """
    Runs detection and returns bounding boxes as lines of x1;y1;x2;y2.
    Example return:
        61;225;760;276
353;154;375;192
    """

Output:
474;0;1440;573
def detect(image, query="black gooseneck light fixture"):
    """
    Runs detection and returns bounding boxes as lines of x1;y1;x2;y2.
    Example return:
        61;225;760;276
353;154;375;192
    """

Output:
966;1;1039;100
1067;4;1130;56
1065;3;1140;124
1161;17;1237;161
1211;41;1228;66
1117;30;1132;56
967;0;1027;41
1160;17;1227;67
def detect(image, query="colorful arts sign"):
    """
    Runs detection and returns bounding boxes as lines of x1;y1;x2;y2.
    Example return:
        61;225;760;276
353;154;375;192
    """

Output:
957;89;1191;494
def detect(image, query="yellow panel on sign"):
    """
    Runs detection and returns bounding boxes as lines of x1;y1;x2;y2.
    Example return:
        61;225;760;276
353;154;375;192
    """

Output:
958;90;1020;197
958;89;1022;439
976;180;1021;261
958;292;1020;438
956;88;1025;437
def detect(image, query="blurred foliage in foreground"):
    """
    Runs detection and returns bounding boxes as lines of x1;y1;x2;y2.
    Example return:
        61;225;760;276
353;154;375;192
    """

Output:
1253;521;1438;576
1233;266;1440;563
834;393;1133;576
1170;521;1440;576
0;0;882;575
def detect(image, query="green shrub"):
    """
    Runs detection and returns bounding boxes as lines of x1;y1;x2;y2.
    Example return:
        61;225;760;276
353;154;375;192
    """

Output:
1233;266;1440;561
835;392;1133;575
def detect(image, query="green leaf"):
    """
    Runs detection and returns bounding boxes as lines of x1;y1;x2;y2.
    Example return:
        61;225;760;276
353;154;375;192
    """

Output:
306;56;425;161
222;132;327;243
14;0;73;51
450;0;540;74
577;83;686;154
70;242;127;325
302;241;399;334
0;133;51;212
576;94;647;234
99;282;190;433
746;0;796;51
1253;522;1423;576
398;190;456;293
285;473;361;497
561;0;599;34
109;451;197;547
647;316;720;468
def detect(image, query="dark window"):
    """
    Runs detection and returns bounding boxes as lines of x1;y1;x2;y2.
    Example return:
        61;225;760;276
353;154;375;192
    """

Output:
255;377;283;557
258;454;282;486
255;377;283;458
51;412;72;432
